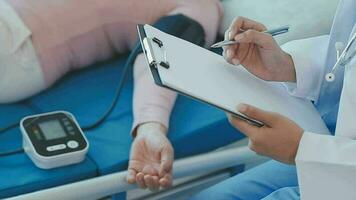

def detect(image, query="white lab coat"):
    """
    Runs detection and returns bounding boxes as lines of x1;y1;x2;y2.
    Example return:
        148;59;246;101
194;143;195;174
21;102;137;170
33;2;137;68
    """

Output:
281;0;356;198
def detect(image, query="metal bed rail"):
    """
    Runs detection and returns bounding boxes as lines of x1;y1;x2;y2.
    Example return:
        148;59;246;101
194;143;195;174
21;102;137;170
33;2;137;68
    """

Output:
8;146;260;200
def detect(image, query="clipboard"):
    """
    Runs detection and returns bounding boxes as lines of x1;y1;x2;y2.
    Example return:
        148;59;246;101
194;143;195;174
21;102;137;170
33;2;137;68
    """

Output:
137;24;263;127
137;24;330;133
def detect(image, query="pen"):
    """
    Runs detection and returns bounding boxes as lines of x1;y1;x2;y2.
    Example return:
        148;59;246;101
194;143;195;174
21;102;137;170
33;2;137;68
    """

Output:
211;25;290;48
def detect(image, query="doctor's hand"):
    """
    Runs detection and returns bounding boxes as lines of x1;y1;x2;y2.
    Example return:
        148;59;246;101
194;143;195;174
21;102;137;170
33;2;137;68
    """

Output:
223;17;296;82
228;104;304;164
127;122;174;191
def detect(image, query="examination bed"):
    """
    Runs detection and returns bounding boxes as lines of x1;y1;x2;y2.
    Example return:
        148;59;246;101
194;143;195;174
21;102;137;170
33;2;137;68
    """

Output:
0;52;249;199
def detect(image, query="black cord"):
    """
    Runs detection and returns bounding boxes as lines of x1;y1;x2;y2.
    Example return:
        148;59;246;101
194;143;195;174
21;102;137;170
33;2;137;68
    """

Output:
0;122;19;133
0;100;45;135
0;43;142;157
0;148;24;157
81;44;141;131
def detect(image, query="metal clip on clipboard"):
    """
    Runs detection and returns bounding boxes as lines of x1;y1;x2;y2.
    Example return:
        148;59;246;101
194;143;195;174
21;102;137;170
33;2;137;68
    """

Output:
142;36;170;69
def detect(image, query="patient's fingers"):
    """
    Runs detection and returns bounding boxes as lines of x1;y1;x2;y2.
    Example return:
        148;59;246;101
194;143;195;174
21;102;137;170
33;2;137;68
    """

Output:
144;175;157;191
136;172;147;189
159;147;174;177
127;169;137;184
152;176;160;191
142;164;158;176
143;175;160;192
159;173;173;188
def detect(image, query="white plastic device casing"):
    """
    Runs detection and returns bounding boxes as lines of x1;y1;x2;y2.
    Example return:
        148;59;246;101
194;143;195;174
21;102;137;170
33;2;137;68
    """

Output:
20;111;89;169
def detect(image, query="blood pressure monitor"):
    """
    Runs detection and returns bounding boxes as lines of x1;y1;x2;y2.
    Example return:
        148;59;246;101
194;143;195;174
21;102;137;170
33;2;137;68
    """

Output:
20;111;89;169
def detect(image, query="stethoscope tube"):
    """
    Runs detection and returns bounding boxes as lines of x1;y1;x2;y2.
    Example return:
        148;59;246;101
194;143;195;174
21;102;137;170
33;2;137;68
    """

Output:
326;32;356;82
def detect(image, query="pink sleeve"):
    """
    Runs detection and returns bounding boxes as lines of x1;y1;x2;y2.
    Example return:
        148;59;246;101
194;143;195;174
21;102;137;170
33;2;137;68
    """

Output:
132;0;223;135
132;53;177;135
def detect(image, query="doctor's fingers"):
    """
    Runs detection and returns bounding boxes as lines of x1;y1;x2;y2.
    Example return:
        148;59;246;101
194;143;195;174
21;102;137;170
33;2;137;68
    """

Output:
247;139;266;155
234;30;274;49
228;115;271;154
222;29;230;59
223;30;232;62
229;17;267;39
223;28;240;64
224;28;232;40
238;104;279;125
228;114;258;138
227;31;274;65
224;45;239;64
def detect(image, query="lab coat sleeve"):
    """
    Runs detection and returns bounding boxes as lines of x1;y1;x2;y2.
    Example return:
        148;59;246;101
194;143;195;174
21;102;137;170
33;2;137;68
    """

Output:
295;132;356;199
281;35;330;101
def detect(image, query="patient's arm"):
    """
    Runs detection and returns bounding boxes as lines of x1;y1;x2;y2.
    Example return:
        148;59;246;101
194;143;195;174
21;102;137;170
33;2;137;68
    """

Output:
128;54;177;190
132;54;177;135
128;0;223;190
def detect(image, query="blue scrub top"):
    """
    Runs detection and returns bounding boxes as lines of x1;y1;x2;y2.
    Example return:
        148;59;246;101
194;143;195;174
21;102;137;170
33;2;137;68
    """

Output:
315;0;356;133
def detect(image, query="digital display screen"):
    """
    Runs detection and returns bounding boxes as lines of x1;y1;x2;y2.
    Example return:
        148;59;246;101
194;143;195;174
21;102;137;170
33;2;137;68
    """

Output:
39;120;67;140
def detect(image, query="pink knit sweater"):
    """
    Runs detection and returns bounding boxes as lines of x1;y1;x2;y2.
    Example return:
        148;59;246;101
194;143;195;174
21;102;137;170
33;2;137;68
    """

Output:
7;0;223;131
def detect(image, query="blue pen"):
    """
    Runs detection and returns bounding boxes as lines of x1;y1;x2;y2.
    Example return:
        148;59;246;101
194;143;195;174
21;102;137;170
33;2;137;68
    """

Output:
211;25;290;48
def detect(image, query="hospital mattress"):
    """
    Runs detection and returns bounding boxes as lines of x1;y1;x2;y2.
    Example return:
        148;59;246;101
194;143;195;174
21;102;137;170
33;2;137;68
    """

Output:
0;51;244;198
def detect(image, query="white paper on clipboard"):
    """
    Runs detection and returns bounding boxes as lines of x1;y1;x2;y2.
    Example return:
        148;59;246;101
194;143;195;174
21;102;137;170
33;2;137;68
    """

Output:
139;24;330;134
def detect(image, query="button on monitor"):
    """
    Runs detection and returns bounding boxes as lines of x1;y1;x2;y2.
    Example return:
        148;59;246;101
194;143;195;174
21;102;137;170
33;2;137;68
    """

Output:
67;140;79;149
66;126;74;131
46;144;67;152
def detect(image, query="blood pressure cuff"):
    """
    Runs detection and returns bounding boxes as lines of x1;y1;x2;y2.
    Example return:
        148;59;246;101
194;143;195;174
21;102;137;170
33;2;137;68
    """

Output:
153;14;206;46
133;14;206;57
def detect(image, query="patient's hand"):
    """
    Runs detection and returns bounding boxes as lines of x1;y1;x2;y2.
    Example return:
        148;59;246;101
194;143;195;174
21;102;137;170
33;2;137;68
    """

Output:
127;122;174;191
223;17;296;82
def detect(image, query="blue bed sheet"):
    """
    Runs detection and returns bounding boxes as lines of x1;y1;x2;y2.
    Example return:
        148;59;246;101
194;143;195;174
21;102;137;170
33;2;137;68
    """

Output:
0;53;245;198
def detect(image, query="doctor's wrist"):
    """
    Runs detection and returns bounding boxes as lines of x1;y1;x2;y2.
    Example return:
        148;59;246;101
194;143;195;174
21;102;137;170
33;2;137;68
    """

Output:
289;130;304;165
282;52;297;83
